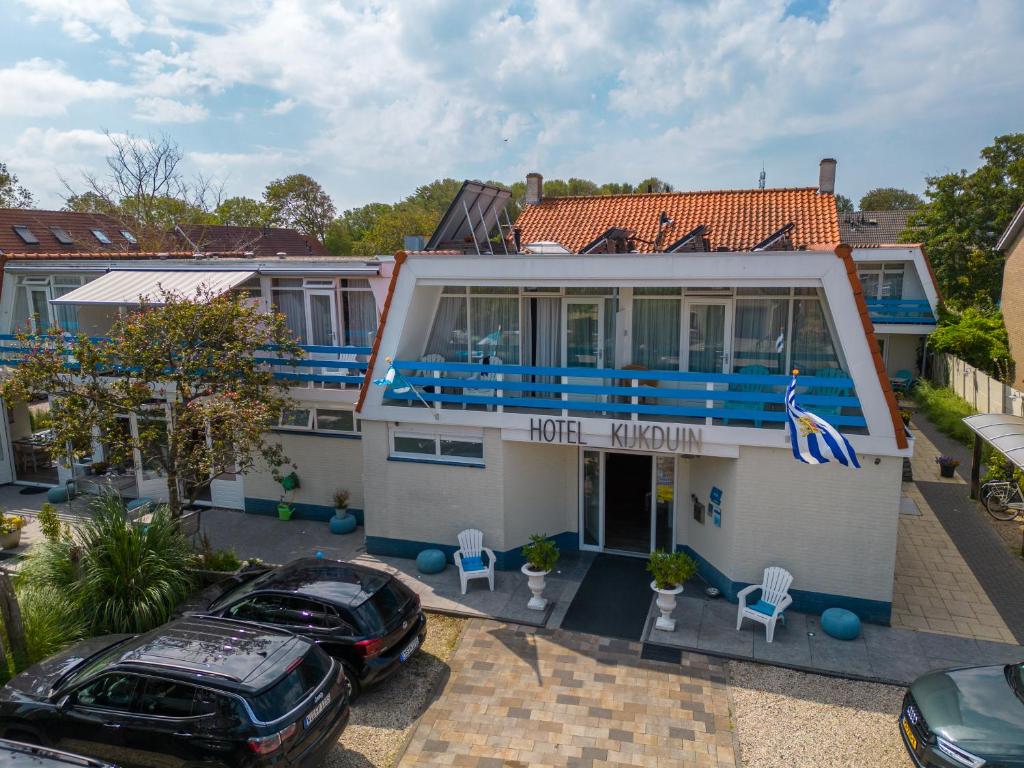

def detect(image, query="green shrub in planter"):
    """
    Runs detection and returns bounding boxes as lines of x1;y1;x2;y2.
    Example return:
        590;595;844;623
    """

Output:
521;534;559;572
647;549;697;590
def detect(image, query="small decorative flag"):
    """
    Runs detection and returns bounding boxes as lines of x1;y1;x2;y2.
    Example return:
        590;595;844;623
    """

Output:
785;369;860;468
372;356;412;394
775;330;785;354
478;326;502;347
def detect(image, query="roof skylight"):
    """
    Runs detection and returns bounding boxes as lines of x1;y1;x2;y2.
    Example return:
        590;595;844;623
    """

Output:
13;225;39;244
91;229;112;244
120;230;137;244
50;227;74;245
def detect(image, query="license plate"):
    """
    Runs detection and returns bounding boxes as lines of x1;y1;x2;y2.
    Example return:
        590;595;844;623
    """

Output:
400;636;420;662
304;692;331;728
901;716;917;751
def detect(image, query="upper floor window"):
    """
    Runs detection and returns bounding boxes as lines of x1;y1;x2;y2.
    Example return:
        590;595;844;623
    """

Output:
10;275;89;334
270;277;377;348
858;263;904;300
120;230;137;244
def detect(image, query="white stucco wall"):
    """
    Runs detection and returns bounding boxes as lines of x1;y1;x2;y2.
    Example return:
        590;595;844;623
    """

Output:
244;432;364;509
501;441;578;551
677;456;738;574
882;333;920;376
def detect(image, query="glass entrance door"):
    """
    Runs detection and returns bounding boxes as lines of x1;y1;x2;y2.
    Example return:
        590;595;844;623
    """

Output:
686;301;731;373
305;291;338;347
563;300;604;408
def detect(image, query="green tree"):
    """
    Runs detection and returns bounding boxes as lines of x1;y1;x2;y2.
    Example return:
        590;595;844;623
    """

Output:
835;194;854;213
63;191;117;215
264;174;336;242
636;177;674;193
928;306;1011;378
215;196;276;227
0;162;34;208
908;133;1024;306
1;289;302;516
350;203;437;256
859;187;923;211
597;182;635;195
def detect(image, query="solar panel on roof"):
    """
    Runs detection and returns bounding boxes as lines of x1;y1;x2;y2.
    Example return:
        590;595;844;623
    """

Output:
12;225;38;244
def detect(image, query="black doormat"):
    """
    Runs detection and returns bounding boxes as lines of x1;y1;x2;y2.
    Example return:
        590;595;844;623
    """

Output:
641;643;682;664
19;486;47;495
560;553;652;641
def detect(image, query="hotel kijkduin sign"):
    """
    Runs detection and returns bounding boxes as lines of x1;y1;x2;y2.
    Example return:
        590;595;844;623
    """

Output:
526;417;704;454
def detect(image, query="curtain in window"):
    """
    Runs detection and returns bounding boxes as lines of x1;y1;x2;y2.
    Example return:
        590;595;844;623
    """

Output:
342;291;377;347
733;298;787;373
307;294;335;346
272;291;307;344
50;286;80;332
470;296;519;364
791;299;841;373
11;287;29;333
604;297;618;368
631;298;680;370
425;296;468;361
881;271;903;298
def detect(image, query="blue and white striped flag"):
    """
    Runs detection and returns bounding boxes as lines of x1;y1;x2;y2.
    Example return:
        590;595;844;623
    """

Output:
372;357;412;394
785;370;860;468
775;330;785;354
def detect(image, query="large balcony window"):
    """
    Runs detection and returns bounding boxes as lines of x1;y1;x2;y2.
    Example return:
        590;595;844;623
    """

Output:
10;275;90;334
271;277;377;348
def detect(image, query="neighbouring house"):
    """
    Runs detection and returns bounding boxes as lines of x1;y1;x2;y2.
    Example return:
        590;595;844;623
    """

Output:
171;224;331;258
0;209;140;257
839;209;915;246
997;203;1024;388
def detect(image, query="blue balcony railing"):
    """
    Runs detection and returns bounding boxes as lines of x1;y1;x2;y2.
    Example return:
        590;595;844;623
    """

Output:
0;335;371;387
384;360;866;429
865;298;935;325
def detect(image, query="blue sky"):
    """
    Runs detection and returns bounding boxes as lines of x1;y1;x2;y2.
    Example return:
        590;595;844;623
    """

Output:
1;0;1023;212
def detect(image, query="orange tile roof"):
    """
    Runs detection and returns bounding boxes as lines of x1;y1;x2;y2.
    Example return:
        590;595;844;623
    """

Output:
514;187;839;252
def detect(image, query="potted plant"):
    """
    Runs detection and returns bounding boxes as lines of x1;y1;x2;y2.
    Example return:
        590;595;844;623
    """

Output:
332;488;350;518
520;534;559;611
899;408;913;427
935;455;960;478
0;511;26;549
277;470;300;520
647;549;698;632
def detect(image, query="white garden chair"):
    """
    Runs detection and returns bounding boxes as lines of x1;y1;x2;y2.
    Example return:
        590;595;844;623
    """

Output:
736;566;794;643
454;528;495;594
463;356;502;411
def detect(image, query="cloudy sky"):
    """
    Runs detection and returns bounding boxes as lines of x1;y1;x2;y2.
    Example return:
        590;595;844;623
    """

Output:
1;0;1022;212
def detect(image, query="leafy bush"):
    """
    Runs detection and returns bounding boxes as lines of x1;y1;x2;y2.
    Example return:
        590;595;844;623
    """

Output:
647;549;697;590
75;496;197;634
929;307;1012;378
16;537;79;593
36;503;63;543
16;585;87;664
912;380;976;446
521;534;559;572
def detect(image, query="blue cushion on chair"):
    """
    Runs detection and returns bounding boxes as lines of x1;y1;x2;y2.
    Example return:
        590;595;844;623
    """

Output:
821;607;861;640
748;599;776;617
461;555;485;572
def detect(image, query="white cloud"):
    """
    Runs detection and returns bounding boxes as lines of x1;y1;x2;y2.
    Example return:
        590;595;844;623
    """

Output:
0;127;120;207
17;0;145;43
266;98;296;116
0;59;124;117
133;96;209;123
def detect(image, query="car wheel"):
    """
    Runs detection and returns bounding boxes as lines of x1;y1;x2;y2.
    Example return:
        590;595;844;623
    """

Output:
342;663;362;702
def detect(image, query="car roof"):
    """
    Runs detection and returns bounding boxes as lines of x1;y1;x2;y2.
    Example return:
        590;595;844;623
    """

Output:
250;557;392;607
109;617;308;694
0;739;115;768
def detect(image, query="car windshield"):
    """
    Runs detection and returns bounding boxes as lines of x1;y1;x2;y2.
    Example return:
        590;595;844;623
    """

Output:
56;638;133;692
247;648;332;722
208;570;278;611
353;579;413;634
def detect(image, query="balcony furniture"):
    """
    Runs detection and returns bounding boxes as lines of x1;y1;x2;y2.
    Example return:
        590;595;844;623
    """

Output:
723;364;770;427
419;354;445;395
809;366;848;415
463;356;502;411
80;472;137;498
820;607;861;641
890;369;914;393
333;352;359;389
454;528;495;594
416;548;447;574
736;566;794;643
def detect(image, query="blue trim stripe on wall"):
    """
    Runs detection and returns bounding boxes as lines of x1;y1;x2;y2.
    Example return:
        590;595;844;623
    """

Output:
366;531;578;571
244;497;364;526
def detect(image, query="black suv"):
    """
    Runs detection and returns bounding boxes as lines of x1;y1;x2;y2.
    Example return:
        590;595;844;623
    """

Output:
0;617;349;768
195;558;426;699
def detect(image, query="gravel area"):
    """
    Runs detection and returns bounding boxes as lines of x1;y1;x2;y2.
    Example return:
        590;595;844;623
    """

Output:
325;613;465;768
728;661;913;768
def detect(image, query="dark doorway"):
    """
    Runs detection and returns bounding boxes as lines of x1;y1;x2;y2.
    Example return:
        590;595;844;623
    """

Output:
603;452;651;553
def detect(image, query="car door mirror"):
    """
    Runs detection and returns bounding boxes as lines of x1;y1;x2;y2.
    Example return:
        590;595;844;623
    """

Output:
56;695;72;712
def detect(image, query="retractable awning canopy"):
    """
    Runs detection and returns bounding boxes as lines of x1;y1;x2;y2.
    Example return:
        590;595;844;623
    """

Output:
50;269;257;306
963;413;1024;470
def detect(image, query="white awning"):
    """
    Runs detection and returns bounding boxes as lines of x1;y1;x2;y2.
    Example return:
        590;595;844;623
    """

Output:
963;413;1024;470
50;270;257;306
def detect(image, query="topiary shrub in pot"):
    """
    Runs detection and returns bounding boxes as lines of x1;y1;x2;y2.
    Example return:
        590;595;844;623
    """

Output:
647;549;698;632
521;534;559;611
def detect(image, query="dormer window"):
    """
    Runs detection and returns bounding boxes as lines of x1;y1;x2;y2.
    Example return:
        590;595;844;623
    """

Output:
91;229;112;245
120;230;137;244
51;227;74;245
13;225;38;244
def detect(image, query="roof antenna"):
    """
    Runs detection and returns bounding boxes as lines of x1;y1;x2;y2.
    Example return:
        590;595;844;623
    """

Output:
758;165;766;190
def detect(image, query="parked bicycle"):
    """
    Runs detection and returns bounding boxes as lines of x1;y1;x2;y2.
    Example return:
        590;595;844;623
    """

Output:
980;479;1024;521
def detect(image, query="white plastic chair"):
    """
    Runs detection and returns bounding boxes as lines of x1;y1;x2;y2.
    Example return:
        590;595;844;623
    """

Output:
463;356;502;411
454;528;495;594
736;566;794;643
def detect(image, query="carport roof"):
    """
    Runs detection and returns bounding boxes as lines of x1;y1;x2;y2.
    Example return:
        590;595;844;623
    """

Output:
963;413;1024;469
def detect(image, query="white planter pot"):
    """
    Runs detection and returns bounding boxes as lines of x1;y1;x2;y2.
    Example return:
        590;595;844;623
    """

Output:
522;564;551;611
651;581;684;632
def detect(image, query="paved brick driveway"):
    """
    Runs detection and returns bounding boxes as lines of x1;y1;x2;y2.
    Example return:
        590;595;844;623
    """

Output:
398;619;736;768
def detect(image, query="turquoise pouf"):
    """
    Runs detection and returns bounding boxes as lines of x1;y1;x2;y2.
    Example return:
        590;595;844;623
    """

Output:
821;607;861;641
329;513;357;535
416;549;446;574
46;486;72;504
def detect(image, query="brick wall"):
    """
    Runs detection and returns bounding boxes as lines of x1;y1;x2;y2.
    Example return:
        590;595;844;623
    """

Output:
1003;234;1024;389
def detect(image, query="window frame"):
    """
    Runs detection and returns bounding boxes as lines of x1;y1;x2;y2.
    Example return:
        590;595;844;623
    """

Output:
276;406;359;435
91;229;112;245
12;225;39;244
389;428;484;465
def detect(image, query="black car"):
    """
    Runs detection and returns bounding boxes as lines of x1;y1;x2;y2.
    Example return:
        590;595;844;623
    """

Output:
0;739;115;768
0;617;349;768
901;663;1024;767
195;558;426;699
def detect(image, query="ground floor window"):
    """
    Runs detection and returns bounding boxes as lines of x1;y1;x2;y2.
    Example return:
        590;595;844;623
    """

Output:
390;429;484;465
277;406;360;435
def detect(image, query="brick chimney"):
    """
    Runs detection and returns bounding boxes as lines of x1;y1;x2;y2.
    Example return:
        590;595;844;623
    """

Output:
818;158;837;195
525;172;543;206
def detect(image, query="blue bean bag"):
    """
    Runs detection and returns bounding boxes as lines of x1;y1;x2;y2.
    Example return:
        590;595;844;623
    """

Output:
416;548;446;574
821;607;861;641
46;485;72;504
329;514;357;535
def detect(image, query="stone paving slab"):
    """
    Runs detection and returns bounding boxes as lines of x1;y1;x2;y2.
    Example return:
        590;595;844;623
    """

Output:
397;619;737;768
642;593;1024;686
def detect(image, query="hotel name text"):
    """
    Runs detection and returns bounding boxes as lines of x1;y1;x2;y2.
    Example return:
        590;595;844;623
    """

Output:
528;417;703;454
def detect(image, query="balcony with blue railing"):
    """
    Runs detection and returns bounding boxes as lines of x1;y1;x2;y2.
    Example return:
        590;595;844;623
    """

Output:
865;298;935;325
382;360;866;430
